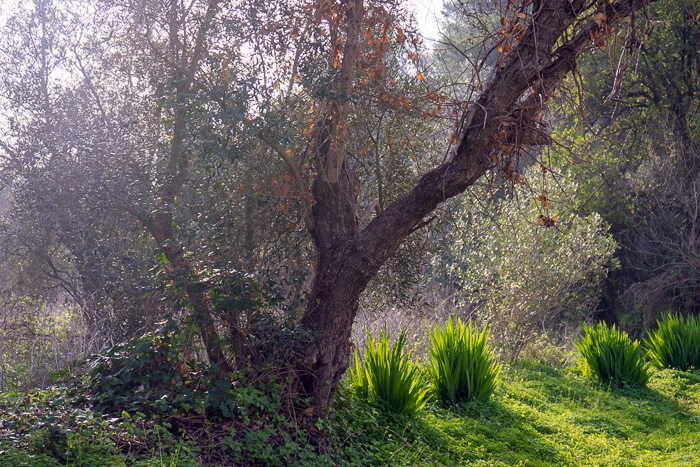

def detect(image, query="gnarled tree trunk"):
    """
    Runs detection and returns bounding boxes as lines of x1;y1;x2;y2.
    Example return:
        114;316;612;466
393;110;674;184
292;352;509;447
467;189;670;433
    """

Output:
295;0;656;410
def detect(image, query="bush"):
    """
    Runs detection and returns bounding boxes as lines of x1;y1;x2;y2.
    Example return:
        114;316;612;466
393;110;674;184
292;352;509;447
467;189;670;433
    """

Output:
645;313;700;371
80;319;208;416
76;318;330;466
350;329;430;415
428;316;500;405
575;322;650;388
444;166;618;358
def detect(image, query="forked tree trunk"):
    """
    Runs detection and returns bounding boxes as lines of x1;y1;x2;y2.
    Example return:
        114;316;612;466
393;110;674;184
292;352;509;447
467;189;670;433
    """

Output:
296;0;655;411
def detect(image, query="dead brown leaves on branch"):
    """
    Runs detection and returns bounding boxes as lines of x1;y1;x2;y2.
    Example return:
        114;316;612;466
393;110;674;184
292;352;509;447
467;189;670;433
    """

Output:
496;0;530;56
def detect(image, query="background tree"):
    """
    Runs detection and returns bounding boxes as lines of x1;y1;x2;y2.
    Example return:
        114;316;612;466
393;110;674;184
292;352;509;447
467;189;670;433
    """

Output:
0;0;166;345
445;165;618;359
545;0;700;330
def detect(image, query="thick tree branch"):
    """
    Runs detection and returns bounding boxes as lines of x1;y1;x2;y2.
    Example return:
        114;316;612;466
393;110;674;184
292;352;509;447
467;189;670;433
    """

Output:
353;0;656;283
324;0;363;183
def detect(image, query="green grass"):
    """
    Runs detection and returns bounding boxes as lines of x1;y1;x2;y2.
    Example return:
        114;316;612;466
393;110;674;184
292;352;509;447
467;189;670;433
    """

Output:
335;360;700;466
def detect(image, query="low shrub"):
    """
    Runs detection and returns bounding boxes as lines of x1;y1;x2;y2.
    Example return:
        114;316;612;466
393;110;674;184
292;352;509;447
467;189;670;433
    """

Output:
645;313;700;371
72;318;331;466
79;318;208;416
428;316;500;405
350;329;430;415
575;322;650;388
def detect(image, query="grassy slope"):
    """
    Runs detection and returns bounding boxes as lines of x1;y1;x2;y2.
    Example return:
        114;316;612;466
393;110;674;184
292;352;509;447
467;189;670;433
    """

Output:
335;361;700;467
0;361;698;466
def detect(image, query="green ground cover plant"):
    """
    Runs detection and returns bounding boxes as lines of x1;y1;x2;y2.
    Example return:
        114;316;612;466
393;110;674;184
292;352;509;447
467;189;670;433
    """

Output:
0;386;199;467
645;313;700;371
0;319;332;467
428;317;500;405
575;322;651;388
0;381;330;467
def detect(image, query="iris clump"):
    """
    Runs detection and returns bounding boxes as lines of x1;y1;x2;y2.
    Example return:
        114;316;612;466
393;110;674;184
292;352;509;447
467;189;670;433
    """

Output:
645;313;700;371
428;316;500;405
575;322;650;388
350;329;430;415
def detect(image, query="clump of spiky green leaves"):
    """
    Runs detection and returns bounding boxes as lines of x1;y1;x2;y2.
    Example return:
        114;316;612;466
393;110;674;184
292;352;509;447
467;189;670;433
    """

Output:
350;329;430;415
350;346;370;399
645;313;700;371
575;322;650;388
428;316;500;405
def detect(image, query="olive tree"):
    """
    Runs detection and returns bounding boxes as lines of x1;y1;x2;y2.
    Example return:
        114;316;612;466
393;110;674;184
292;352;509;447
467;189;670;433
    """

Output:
0;0;658;412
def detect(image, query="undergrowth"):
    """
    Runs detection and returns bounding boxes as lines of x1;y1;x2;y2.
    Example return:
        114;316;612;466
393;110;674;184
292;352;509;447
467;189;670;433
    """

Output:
2;319;700;466
0;319;333;467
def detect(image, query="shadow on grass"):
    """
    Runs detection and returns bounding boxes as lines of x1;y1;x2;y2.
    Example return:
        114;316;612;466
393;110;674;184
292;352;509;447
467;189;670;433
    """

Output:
505;360;699;440
337;386;568;466
445;396;566;465
335;365;700;466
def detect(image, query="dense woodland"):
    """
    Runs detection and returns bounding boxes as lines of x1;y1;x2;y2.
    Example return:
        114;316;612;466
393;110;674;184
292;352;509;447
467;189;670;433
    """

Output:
0;0;699;465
